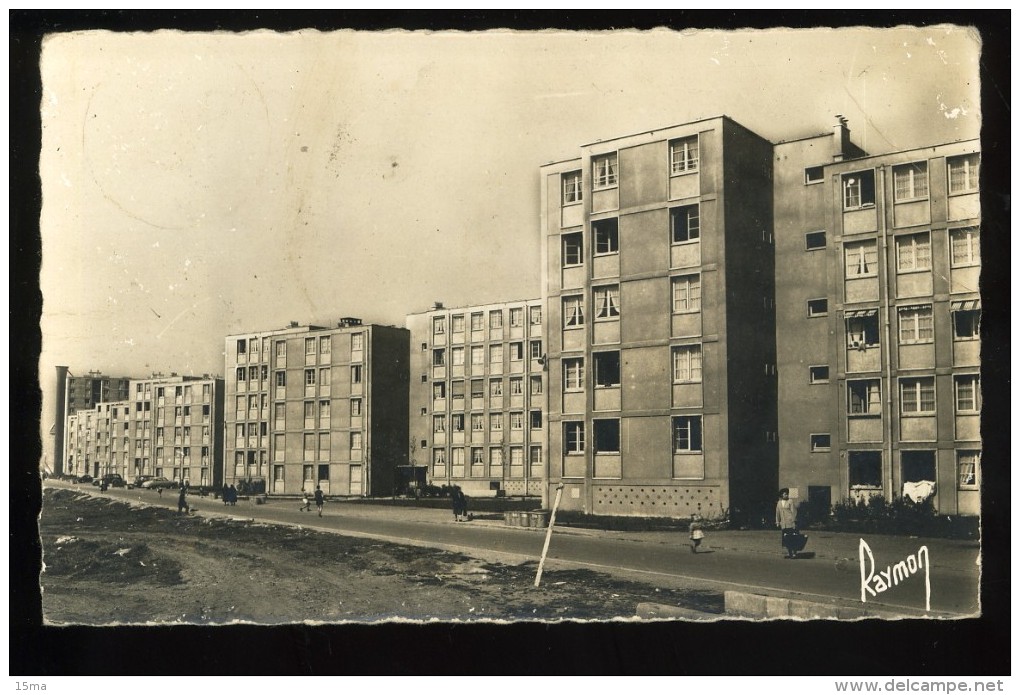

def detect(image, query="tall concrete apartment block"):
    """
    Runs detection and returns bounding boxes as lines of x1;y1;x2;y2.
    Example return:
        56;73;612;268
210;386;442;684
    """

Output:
223;319;409;497
66;371;131;415
539;117;779;523
64;374;224;487
774;121;981;517
407;300;547;498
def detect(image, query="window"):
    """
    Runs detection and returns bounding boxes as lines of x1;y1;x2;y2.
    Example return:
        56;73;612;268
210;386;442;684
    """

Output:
593;285;620;319
236;367;245;384
530;306;542;326
351;365;362;384
563;296;585;327
451;414;465;433
489;344;503;364
350;432;362;450
510;377;524;395
510;447;524;468
530;340;543;360
432;382;446;400
433;449;447;467
957;450;980;489
954;375;981;412
848;380;882;415
893;162;929;201
319;367;330;389
592;153;618;189
470;312;484;331
845;240;878;278
489;447;503;468
950;227;980;267
472;448;485;465
947;154;979;194
451;347;465;367
593;419;620;454
470;379;484;399
671;275;701;313
898;305;934;343
805;231;826;250
804;166;824;184
303;400;315;424
809;366;830;384
470;346;484;367
900;377;936;414
489;310;503;329
471;414;484;431
846;311;880;348
320;335;333;354
672;345;703;383
593;351;621;388
842;170;876;209
510;412;524;431
489;413;503;431
490;379;503;397
530;376;543;395
304;369;316;386
510;343;524;361
564;422;585;454
562;170;583;204
810;434;832;452
275;340;286;357
510;307;524;327
433;316;446;335
593;218;619;255
305;337;317;355
562;232;583;266
563;358;585;391
433;415;446;433
274;402;286;426
432;348;446;366
530;446;543;471
450;380;465;404
953;308;981;340
848;451;883;488
530;411;543;429
670;136;699;174
807;299;828;317
670;205;700;243
672;416;703;453
451;315;465;334
896;233;932;272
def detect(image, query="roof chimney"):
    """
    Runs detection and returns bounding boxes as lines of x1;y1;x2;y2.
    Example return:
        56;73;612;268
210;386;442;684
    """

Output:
432;301;444;311
833;115;852;162
289;321;299;328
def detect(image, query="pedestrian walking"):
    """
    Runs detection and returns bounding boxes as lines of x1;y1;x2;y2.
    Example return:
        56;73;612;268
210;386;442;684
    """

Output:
177;486;190;515
222;484;230;506
689;514;705;553
775;488;802;558
450;486;464;521
314;486;324;517
299;491;311;512
227;484;238;506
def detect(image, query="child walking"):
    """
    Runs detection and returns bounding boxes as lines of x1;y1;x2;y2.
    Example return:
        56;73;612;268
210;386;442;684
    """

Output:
689;515;705;553
299;492;311;512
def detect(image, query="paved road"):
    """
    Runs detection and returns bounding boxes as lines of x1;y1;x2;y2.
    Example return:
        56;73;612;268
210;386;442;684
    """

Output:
51;482;980;618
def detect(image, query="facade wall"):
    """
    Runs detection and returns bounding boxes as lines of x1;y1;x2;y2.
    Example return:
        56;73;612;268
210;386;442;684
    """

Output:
539;116;777;522
407;300;546;498
223;321;409;497
774;133;981;516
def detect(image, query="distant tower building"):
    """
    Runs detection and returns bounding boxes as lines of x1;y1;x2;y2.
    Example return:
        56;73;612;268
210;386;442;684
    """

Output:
223;319;409;497
407;299;547;498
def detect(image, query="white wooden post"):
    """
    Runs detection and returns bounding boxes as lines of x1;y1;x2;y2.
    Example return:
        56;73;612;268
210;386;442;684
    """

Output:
534;484;564;588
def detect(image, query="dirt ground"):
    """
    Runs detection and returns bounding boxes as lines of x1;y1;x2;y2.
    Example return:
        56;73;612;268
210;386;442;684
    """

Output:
38;488;724;625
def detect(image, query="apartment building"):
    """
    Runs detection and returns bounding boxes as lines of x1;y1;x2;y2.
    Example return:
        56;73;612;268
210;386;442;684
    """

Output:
223;319;409;497
66;371;131;415
407;300;546;498
774;121;981;517
539;117;779;523
64;373;224;487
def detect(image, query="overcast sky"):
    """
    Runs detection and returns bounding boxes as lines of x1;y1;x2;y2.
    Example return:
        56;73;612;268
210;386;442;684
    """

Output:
37;25;981;458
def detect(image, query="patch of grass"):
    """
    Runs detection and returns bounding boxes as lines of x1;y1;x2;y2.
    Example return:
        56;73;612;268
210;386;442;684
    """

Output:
43;537;183;586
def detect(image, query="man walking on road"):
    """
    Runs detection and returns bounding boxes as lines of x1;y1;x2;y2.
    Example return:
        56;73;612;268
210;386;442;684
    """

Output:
314;486;324;517
775;488;800;558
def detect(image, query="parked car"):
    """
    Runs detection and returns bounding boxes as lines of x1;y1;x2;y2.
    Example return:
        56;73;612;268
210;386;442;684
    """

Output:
76;474;93;484
100;474;126;488
141;477;177;490
131;475;156;489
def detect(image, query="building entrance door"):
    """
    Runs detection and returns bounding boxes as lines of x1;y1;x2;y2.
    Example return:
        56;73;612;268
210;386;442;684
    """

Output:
317;464;330;495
